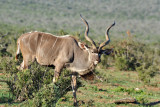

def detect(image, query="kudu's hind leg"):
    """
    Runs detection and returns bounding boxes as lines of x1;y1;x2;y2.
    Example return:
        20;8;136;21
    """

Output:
19;60;25;70
71;74;77;106
20;54;35;70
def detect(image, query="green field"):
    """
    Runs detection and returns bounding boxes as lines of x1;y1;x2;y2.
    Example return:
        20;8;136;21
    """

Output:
55;68;160;107
0;68;160;106
0;0;160;107
0;0;160;43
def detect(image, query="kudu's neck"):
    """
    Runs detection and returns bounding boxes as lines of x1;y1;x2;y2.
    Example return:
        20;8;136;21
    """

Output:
69;44;94;74
77;48;91;65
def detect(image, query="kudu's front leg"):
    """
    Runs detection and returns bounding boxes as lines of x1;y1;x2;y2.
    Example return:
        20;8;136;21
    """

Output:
53;65;63;83
53;70;60;83
71;74;78;106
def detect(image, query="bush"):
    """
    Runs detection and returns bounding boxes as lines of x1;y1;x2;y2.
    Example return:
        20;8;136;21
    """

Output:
33;74;71;107
112;32;160;72
98;54;110;69
113;37;147;71
1;58;73;106
115;56;129;70
136;65;158;85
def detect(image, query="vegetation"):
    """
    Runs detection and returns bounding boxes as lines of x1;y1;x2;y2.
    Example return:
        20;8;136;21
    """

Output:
0;0;160;107
0;27;160;106
0;0;160;43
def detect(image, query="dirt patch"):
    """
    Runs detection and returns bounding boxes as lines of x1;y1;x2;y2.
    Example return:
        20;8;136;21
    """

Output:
90;82;110;88
107;67;115;70
0;73;4;76
146;87;160;92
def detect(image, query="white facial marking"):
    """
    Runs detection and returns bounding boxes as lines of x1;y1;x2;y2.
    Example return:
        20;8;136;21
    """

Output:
94;61;99;65
78;42;82;48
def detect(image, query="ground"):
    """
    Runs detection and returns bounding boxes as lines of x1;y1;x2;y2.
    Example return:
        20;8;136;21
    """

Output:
1;67;159;107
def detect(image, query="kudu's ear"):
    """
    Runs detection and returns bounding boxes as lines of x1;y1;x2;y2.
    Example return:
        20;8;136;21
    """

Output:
78;42;88;50
100;48;113;55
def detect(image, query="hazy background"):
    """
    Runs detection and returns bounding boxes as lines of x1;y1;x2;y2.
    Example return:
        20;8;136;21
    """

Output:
0;1;160;106
0;0;160;43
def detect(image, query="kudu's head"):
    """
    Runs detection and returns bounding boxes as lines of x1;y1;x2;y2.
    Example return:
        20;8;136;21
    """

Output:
79;15;115;65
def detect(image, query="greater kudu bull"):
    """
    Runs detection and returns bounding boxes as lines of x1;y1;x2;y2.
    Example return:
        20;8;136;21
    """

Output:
15;15;115;106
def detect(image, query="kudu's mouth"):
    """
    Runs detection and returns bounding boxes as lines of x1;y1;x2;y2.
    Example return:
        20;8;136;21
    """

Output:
94;61;99;65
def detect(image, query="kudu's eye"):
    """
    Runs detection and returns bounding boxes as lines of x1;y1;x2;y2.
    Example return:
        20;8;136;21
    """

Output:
91;50;95;53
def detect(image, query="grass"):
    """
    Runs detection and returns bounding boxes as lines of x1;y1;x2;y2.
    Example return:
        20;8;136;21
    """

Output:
0;71;15;106
54;67;160;107
0;65;160;107
0;31;159;107
0;0;160;43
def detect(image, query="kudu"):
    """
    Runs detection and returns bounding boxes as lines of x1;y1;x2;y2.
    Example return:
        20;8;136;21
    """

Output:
15;15;115;106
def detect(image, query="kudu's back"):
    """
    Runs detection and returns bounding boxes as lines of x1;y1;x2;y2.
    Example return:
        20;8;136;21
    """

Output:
16;31;76;68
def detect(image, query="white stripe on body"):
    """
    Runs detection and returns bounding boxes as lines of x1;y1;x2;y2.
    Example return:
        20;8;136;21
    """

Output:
28;34;32;53
45;37;58;58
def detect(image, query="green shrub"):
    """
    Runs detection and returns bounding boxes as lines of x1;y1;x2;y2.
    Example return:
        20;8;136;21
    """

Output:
98;54;110;69
112;33;160;73
115;56;129;70
1;58;73;106
113;39;138;71
0;48;12;57
136;65;158;85
33;74;71;107
112;35;159;84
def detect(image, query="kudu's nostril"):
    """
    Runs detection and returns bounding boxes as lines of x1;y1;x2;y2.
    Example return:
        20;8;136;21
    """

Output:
98;58;101;63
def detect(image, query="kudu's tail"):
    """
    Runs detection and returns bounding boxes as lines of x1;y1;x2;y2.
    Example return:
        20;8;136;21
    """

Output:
15;40;21;61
